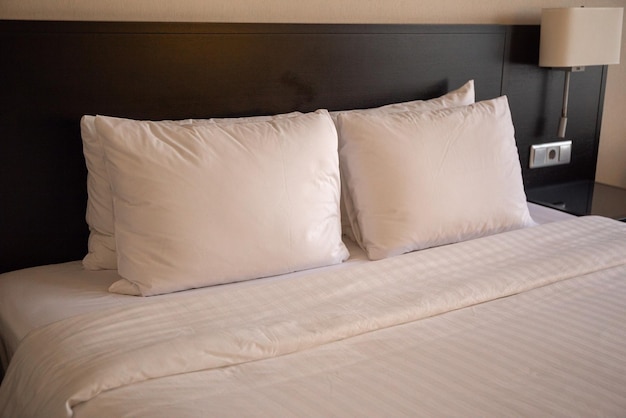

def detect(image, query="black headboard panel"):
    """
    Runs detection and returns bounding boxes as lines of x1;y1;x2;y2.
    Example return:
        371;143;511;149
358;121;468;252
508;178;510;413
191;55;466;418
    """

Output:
0;21;606;273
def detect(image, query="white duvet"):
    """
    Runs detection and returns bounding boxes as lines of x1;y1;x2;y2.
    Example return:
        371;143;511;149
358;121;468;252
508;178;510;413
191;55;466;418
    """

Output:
1;216;626;417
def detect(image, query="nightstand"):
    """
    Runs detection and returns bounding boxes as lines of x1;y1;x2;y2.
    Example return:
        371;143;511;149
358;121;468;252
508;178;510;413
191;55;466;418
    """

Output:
526;180;626;222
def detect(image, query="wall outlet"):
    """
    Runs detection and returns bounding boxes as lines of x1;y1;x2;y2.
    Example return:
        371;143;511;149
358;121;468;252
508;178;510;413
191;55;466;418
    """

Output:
529;140;572;168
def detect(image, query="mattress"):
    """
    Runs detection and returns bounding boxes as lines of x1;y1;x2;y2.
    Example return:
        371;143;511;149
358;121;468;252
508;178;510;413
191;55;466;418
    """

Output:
4;209;625;417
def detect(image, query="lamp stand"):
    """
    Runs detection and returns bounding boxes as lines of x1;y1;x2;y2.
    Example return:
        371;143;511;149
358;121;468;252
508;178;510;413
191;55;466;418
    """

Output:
557;68;570;139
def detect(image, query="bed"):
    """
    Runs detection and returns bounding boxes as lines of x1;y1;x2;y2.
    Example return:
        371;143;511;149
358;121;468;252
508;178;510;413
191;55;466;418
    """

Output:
1;20;624;417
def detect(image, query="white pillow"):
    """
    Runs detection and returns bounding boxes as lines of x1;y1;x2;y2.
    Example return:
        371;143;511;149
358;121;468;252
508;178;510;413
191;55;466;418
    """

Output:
332;80;475;240
81;81;473;269
332;79;474;121
80;112;301;270
96;110;348;296
338;96;534;260
81;116;118;270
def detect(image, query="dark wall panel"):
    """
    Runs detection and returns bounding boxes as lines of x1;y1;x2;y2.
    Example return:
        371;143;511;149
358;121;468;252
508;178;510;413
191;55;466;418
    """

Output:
502;25;606;189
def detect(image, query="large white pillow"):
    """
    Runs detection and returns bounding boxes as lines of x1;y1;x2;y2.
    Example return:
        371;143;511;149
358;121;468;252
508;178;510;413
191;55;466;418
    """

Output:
333;80;475;240
81;81;473;269
96;110;348;296
338;96;534;260
80;112;301;270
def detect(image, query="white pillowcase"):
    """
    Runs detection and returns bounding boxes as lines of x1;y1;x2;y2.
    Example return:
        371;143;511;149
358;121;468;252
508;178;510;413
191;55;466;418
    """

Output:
96;110;347;296
331;79;474;122
80;112;301;270
81;81;473;269
332;80;475;240
81;116;118;270
338;95;534;260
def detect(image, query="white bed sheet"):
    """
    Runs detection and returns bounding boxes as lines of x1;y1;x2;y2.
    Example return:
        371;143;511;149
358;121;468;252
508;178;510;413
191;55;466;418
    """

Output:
0;238;368;373
2;211;623;417
0;202;571;372
74;262;626;418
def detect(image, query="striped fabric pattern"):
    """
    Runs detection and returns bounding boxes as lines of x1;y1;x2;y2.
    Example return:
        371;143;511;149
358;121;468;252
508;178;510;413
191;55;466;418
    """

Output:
78;265;626;417
1;216;625;417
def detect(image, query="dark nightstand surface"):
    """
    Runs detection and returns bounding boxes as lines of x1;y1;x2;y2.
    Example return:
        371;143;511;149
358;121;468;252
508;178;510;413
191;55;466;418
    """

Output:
526;180;626;222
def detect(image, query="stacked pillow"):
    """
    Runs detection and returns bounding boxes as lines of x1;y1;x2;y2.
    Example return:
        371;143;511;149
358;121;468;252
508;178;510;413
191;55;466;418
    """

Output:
81;112;303;271
332;80;476;239
337;95;534;260
82;80;475;272
86;110;347;296
81;79;533;295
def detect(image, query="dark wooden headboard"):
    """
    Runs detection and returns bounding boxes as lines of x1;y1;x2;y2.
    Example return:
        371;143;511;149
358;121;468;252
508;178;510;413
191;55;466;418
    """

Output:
0;21;607;273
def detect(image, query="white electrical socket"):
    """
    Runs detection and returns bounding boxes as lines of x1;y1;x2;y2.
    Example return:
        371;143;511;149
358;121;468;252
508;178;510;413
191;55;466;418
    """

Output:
530;140;572;168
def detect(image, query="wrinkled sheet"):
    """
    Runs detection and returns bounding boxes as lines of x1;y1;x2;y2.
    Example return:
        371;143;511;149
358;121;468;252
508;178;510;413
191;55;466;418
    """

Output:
1;216;625;417
0;240;368;374
0;202;572;372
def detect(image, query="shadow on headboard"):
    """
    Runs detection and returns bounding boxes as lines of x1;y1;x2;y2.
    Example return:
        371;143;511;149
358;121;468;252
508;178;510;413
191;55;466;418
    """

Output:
0;21;606;273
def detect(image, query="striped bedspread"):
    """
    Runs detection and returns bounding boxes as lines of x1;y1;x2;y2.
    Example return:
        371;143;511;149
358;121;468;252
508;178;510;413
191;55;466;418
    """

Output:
1;216;625;417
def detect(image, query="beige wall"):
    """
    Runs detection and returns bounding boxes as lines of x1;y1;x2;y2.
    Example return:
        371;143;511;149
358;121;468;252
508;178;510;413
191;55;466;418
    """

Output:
2;0;625;187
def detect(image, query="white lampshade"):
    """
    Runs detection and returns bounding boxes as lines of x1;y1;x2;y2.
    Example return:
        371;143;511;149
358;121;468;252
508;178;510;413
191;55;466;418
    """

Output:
540;7;623;68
